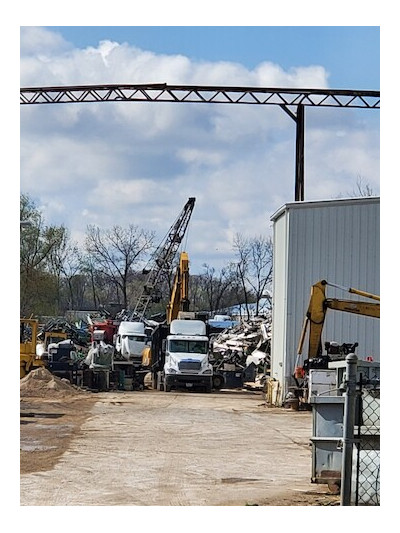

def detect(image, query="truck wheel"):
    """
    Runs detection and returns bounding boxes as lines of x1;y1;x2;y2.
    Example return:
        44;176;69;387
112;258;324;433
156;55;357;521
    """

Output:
165;383;171;392
212;374;224;390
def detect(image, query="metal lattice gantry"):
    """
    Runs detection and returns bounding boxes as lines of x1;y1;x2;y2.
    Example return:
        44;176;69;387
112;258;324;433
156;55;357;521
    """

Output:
20;83;380;201
20;84;380;109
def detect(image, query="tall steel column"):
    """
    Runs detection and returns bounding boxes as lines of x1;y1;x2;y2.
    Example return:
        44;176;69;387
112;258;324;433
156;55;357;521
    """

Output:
295;104;305;202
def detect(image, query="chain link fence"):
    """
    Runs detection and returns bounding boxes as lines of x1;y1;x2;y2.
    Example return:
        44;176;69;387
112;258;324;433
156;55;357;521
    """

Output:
352;384;380;505
341;356;380;506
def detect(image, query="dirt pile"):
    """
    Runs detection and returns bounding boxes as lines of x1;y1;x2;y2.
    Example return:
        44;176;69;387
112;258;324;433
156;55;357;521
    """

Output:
20;367;88;398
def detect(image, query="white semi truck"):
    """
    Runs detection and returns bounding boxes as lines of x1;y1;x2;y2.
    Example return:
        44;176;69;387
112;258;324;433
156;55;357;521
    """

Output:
163;319;213;392
113;321;150;389
114;321;147;367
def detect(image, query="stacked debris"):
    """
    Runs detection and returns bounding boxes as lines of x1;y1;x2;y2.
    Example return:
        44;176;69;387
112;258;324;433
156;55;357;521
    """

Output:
37;318;91;347
210;314;272;368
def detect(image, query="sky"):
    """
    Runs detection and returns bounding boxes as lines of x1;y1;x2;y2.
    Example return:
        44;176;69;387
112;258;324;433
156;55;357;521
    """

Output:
19;26;380;274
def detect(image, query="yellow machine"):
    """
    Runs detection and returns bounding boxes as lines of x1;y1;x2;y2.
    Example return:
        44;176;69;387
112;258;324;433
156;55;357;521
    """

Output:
166;251;190;325
293;279;380;405
20;318;47;378
43;330;68;349
297;279;380;361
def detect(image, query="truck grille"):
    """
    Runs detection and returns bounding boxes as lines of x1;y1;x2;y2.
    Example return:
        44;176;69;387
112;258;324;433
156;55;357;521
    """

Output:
179;361;201;371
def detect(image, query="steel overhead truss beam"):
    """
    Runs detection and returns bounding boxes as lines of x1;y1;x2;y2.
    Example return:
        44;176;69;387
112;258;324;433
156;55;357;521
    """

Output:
20;83;380;109
20;84;380;201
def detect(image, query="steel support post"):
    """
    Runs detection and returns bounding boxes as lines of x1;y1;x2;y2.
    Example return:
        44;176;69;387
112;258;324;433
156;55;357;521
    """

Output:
340;353;358;506
295;104;305;201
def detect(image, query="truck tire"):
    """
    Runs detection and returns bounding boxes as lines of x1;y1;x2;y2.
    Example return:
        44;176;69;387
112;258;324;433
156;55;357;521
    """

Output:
165;382;171;392
212;374;224;390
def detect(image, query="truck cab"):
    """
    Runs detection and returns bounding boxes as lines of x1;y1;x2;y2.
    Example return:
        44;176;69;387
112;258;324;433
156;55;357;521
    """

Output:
114;321;147;367
163;319;213;392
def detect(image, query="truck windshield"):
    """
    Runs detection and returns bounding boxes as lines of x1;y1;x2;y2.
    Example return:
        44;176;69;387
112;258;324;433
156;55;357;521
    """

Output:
123;335;145;342
169;340;208;354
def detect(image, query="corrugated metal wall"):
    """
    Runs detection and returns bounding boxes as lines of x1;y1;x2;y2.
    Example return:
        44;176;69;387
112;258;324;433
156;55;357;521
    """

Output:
271;213;288;389
270;197;380;403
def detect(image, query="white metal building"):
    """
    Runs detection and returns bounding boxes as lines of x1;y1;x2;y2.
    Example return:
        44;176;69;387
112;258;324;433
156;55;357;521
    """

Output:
269;197;380;405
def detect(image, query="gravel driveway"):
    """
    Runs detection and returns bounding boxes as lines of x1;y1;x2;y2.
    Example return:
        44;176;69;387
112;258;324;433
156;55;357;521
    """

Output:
20;388;339;506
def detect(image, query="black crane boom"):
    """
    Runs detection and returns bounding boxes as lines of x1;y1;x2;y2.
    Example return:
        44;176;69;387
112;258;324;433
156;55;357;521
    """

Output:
133;197;196;320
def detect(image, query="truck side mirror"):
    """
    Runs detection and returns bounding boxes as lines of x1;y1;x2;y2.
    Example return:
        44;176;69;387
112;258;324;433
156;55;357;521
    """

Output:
162;339;166;352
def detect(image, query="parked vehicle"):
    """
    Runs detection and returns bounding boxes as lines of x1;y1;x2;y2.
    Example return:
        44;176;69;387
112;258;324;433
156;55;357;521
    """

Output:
47;339;83;385
114;321;148;368
162;319;213;392
20;318;47;378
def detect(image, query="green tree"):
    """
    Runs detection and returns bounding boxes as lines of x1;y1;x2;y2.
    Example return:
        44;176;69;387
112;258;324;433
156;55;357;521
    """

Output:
20;194;68;316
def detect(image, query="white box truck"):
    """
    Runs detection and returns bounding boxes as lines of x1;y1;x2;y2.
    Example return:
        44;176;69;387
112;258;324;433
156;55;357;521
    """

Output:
163;319;213;392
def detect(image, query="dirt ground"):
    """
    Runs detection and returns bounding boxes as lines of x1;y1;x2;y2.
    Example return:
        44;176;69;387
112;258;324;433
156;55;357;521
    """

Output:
20;370;339;507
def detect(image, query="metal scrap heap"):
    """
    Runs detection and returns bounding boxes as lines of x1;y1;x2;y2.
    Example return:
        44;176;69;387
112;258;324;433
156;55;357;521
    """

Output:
210;314;272;368
37;318;91;347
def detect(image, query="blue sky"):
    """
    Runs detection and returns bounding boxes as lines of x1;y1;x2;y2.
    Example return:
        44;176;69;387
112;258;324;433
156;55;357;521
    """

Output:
20;26;380;274
44;26;380;90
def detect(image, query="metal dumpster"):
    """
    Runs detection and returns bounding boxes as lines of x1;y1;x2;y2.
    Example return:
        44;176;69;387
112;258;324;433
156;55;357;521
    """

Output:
310;395;345;491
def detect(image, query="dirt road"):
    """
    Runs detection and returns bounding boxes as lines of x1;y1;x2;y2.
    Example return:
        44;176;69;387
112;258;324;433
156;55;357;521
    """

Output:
20;388;339;506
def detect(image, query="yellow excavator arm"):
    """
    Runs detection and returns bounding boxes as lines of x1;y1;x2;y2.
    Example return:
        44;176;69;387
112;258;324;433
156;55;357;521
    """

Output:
166;251;190;324
297;280;380;360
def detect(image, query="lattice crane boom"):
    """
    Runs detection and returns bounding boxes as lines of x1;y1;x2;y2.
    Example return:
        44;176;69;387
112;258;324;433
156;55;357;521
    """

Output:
133;197;195;319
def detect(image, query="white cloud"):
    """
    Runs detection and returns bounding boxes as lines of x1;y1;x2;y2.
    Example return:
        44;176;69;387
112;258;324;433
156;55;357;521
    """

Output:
20;27;380;273
20;27;70;57
254;62;329;88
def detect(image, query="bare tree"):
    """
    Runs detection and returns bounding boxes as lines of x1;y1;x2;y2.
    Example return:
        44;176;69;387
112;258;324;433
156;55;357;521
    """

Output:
338;175;376;199
85;224;154;309
47;235;85;312
81;256;100;310
200;263;237;314
233;233;273;318
232;233;252;318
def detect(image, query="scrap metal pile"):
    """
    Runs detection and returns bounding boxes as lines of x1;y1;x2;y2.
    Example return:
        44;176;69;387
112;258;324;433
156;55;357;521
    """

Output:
37;318;91;347
210;314;272;371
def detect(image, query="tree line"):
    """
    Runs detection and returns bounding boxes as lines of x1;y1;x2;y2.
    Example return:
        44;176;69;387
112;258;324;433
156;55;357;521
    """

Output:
20;194;273;320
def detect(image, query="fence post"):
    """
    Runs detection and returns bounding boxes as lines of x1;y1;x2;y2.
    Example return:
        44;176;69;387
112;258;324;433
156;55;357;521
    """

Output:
340;353;358;506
